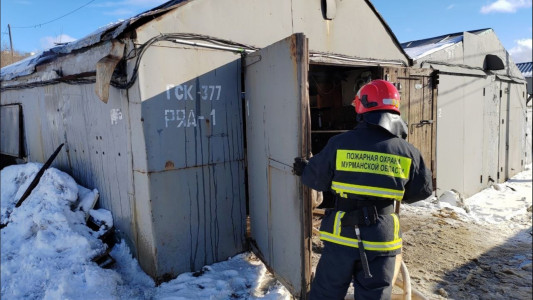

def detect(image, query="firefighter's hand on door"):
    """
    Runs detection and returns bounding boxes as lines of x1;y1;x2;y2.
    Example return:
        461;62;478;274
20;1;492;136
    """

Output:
293;157;308;176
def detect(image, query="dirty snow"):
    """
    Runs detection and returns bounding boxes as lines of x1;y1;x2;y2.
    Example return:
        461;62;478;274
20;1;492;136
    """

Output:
403;164;532;229
1;163;531;299
0;163;290;300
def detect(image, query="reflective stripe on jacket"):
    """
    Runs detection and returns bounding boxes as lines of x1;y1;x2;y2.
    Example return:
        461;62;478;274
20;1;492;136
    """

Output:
301;122;432;205
301;121;433;252
332;149;412;200
318;209;402;253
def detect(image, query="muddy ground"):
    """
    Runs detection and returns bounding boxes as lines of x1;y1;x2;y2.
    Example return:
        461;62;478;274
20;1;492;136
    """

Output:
311;207;532;299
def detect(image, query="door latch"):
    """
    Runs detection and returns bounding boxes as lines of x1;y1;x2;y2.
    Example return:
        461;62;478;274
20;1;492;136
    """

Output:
410;120;434;134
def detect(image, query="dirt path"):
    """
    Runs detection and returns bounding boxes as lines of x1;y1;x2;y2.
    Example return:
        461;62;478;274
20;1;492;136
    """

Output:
400;207;532;299
311;207;532;299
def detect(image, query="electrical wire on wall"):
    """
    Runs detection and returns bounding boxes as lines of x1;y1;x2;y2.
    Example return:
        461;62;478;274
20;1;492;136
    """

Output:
110;33;258;90
1;33;258;92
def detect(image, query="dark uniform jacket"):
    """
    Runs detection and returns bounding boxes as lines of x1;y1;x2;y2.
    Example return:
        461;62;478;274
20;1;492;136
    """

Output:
302;120;433;256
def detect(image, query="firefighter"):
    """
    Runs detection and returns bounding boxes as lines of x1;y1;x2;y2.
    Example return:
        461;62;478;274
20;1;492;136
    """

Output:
293;79;433;299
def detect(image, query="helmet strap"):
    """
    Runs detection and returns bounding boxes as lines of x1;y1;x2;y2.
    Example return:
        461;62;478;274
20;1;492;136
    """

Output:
360;95;378;108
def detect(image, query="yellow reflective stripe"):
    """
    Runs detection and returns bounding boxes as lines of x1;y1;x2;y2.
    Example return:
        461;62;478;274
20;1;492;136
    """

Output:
336;150;412;179
392;213;400;241
320;231;403;251
333;211;345;236
331;181;404;200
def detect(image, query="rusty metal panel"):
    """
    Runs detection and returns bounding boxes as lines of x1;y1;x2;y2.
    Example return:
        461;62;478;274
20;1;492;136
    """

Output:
0;104;22;157
245;34;311;298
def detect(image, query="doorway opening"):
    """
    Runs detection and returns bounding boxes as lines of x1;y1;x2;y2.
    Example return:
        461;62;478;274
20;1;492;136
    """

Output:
308;64;383;209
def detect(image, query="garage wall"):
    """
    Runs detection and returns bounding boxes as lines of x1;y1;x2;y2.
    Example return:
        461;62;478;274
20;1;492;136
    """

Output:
436;74;466;194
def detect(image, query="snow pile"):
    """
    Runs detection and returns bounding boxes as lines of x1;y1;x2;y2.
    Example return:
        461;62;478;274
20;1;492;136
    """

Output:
0;163;119;299
154;253;290;300
1;163;290;299
404;164;533;230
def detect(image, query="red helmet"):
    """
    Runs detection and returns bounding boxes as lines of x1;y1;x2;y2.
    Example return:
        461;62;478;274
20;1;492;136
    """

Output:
352;80;400;115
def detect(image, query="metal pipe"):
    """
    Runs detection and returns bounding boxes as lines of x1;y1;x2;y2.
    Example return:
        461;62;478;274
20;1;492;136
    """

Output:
173;39;255;53
8;24;14;62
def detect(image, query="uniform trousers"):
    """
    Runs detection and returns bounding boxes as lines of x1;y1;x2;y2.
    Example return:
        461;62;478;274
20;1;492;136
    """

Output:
310;241;396;300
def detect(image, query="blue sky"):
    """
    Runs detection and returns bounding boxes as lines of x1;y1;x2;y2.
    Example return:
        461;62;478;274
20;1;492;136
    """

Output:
1;0;532;62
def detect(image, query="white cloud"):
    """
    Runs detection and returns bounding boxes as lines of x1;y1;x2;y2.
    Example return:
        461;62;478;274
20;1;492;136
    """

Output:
508;38;532;63
481;0;532;13
447;4;456;10
40;34;77;50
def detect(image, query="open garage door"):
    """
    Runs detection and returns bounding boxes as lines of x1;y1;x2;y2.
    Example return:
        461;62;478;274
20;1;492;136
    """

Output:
244;33;312;299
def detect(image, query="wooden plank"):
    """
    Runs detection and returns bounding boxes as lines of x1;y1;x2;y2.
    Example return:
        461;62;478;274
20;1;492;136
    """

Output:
399;68;410;125
421;76;433;165
409;77;423;151
408;68;433;77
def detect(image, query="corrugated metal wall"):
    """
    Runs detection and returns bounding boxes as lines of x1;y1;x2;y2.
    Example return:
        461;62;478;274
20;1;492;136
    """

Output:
436;73;527;197
0;83;135;245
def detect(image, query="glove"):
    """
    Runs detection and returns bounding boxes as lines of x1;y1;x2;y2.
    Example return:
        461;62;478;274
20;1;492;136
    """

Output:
293;157;308;176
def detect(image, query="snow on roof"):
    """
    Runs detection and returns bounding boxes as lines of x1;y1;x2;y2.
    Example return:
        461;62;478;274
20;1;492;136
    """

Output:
401;28;491;60
402;35;463;60
516;62;532;78
0;0;186;82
